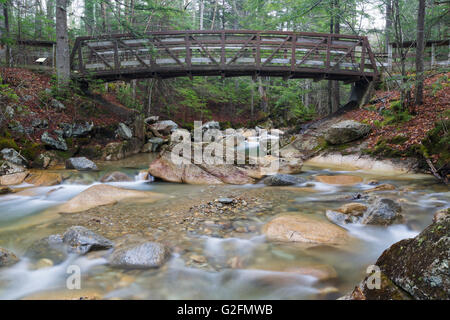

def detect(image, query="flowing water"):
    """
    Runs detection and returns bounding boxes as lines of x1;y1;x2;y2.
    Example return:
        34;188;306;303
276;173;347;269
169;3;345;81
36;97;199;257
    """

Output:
0;153;448;300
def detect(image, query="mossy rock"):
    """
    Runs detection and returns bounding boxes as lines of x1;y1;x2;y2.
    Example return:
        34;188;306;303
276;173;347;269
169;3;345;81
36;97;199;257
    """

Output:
0;137;19;151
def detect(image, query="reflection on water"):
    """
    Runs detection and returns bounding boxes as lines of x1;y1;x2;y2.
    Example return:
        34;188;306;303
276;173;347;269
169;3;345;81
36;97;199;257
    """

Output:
0;154;448;300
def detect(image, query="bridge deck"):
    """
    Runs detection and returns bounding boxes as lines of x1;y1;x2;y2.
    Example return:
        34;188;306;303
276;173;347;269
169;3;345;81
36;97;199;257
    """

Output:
70;30;378;82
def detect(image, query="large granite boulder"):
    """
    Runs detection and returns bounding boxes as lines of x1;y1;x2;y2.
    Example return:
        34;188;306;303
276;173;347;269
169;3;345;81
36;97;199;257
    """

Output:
57;184;164;213
344;215;449;300
324;120;371;145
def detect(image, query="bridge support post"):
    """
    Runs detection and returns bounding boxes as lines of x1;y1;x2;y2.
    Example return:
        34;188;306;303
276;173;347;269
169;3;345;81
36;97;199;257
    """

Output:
345;80;374;109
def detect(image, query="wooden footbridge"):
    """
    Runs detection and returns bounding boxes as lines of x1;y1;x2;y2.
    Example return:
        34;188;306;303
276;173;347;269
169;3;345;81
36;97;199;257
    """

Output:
70;30;379;83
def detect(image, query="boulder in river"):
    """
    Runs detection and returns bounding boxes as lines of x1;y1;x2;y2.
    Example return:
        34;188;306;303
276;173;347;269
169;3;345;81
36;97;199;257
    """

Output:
41;131;68;151
262;214;350;245
315;175;363;186
63;226;113;255
343;214;449;300
324;120;371;145
362;198;402;225
262;174;306;186
1;148;27;166
25;234;67;264
0;171;28;186
0;247;19;267
57;184;164;213
65;157;98;171
326;198;402;226
25;171;62;186
108;241;169;269
100;171;133;183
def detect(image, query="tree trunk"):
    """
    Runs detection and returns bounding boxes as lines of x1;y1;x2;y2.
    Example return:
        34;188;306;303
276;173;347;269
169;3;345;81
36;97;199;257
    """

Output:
84;0;94;35
56;0;70;85
46;0;55;35
101;2;107;33
415;0;426;106
331;0;340;112
35;0;43;39
199;0;204;30
3;2;11;67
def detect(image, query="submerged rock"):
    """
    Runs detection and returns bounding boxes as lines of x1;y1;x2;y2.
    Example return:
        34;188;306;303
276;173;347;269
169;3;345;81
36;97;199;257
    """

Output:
25;234;67;263
315;175;363;186
57;184;164;213
65;157;98;171
62;226;113;255
262;174;306;186
345;215;449;300
0;247;19;267
262;214;350;245
324;120;371;145
100;171;133;183
109;241;169;269
25;171;62;186
365;184;396;193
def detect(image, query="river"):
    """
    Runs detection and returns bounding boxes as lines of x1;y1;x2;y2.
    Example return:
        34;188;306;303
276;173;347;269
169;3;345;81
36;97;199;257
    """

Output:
0;153;448;299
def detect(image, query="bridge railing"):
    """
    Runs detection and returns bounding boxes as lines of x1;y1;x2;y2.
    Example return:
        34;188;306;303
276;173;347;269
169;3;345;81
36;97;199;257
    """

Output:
70;30;378;82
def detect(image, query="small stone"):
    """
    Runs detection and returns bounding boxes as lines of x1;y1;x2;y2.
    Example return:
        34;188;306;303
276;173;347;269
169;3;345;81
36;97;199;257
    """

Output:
337;203;368;216
50;99;66;111
34;258;54;269
190;254;207;264
365;184;396;193
218;197;234;204
0;247;19;267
